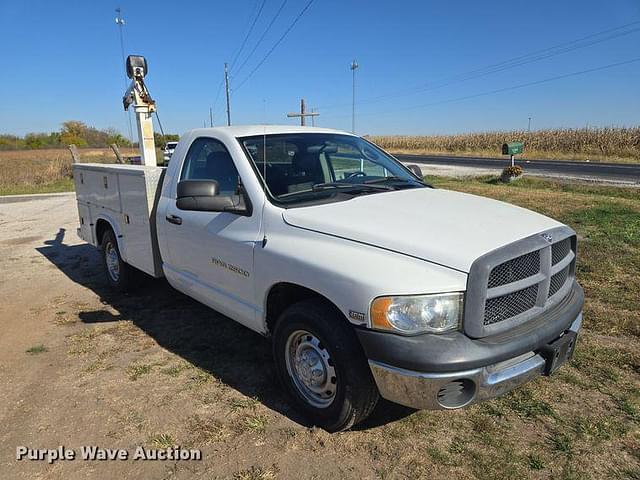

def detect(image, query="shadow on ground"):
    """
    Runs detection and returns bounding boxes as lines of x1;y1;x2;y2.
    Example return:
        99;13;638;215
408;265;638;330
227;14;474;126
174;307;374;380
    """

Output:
37;228;414;430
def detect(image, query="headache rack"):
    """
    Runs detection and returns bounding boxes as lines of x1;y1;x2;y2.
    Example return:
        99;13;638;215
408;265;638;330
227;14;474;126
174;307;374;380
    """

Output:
464;226;577;338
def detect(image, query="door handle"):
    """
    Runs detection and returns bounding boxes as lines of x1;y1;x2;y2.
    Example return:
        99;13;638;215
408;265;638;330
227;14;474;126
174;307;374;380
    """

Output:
166;214;182;225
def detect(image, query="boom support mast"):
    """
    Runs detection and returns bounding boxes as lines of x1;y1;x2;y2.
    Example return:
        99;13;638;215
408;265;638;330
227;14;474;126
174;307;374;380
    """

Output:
122;55;157;167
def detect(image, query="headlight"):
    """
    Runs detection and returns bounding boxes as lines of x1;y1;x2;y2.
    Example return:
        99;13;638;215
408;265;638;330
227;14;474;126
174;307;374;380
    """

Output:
370;293;464;335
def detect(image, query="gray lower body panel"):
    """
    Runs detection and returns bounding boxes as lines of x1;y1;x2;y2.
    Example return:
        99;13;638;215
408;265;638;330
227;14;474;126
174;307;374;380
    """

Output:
369;313;582;410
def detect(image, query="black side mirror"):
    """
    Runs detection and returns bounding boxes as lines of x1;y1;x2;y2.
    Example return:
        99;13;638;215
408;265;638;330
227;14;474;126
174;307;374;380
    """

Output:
406;164;423;180
176;179;250;215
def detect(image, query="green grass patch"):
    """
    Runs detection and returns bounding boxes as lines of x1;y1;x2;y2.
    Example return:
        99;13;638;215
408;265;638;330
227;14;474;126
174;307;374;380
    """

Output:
0;178;74;196
149;433;175;449
126;363;153;381
26;344;48;354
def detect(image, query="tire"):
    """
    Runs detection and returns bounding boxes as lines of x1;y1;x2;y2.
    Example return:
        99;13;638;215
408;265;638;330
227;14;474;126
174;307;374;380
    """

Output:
101;229;136;292
272;299;379;432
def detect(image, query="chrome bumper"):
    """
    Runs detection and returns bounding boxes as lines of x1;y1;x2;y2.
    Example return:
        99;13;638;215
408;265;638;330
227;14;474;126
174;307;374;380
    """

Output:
369;313;582;410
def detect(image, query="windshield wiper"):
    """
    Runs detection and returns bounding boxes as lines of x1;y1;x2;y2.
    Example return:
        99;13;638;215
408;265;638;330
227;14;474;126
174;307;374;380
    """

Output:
278;182;393;199
311;182;394;191
365;176;427;186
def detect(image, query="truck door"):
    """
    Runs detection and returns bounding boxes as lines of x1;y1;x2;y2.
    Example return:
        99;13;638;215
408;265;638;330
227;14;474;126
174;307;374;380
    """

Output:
162;137;261;330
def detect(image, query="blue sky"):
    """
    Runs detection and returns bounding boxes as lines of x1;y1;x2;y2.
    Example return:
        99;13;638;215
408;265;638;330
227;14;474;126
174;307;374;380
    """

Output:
0;0;639;137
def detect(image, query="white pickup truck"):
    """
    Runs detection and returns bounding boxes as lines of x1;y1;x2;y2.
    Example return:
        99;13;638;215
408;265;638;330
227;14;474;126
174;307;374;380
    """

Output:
73;125;583;431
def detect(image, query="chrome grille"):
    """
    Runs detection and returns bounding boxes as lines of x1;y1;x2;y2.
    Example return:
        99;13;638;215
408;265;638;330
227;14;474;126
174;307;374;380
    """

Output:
484;284;539;325
552;238;571;265
548;264;570;298
487;250;540;288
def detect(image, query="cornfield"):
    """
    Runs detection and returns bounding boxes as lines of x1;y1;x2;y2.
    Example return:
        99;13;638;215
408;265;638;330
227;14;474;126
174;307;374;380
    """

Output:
370;127;640;162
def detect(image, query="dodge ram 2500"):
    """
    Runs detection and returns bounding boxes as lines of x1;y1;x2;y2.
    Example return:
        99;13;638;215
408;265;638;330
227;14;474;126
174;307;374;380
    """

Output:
73;125;583;431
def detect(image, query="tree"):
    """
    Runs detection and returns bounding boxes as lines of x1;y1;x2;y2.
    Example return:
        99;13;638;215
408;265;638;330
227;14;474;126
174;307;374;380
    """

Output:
154;132;180;148
60;121;89;146
105;128;131;147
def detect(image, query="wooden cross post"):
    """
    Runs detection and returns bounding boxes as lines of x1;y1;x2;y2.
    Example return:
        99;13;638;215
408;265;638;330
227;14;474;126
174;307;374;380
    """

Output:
287;99;319;126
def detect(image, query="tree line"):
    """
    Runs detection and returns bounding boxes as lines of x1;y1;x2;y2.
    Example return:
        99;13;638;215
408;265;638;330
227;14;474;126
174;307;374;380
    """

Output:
0;121;179;150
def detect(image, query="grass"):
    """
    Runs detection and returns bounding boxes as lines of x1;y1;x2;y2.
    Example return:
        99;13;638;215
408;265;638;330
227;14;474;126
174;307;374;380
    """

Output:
127;363;153;381
426;174;640;338
370;126;640;163
26;344;48;354
244;414;269;434
0;178;75;196
232;465;279;480
0;147;136;195
149;433;176;449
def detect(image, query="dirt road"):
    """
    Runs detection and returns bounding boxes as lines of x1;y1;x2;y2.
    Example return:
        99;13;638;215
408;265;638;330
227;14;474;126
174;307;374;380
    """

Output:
0;193;637;480
0;193;391;479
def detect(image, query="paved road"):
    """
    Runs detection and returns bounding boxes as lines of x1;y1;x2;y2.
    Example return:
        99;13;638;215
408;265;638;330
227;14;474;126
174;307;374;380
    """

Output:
396;153;640;184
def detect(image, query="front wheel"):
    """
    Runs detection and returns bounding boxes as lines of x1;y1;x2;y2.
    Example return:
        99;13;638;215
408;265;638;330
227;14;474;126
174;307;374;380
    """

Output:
272;299;379;432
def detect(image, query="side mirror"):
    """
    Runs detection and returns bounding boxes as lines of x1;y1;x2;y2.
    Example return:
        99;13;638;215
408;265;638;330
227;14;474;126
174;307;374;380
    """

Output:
406;164;423;180
176;180;250;215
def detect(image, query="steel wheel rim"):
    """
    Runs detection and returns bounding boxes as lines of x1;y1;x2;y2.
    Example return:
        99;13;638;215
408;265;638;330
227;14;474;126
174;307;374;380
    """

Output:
285;329;337;408
105;242;120;282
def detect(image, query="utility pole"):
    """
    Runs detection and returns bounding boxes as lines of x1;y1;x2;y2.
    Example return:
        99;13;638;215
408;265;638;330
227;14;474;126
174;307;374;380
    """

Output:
528;117;532;132
350;60;359;134
287;98;319;126
209;107;213;127
224;63;231;126
115;7;134;143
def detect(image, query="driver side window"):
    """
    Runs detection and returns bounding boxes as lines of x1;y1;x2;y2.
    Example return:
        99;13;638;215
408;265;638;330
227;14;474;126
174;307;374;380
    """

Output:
181;137;240;195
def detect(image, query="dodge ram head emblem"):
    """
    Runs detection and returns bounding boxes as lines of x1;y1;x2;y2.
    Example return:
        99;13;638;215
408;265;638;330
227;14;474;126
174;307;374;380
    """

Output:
541;233;553;243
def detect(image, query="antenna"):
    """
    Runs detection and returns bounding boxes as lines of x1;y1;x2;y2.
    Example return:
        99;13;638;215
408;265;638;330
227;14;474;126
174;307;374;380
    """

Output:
263;100;267;193
115;7;134;143
260;101;268;248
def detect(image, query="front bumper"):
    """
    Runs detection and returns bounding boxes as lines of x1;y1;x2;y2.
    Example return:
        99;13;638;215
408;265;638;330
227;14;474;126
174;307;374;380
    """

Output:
368;313;582;410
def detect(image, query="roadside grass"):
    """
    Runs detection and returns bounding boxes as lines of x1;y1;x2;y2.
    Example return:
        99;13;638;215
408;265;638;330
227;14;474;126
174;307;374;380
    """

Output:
426;174;640;338
25;344;47;354
0;147;136;195
232;464;279;480
149;433;176;449
0;178;74;196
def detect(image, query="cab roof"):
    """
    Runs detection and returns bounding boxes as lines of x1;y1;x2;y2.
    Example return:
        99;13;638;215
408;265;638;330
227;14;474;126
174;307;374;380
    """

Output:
186;124;355;138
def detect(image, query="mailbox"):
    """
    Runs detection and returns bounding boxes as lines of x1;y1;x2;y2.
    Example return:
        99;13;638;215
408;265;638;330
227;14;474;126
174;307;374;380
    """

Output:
502;142;524;155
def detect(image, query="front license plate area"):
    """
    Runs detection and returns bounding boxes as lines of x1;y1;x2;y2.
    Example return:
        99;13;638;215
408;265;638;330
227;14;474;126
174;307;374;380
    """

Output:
540;331;577;375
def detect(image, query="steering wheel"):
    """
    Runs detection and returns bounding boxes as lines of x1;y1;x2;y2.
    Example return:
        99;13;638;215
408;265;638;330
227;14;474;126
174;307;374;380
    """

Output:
346;171;367;179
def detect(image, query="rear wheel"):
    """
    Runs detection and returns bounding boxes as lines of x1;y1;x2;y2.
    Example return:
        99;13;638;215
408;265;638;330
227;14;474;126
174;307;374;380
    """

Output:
273;299;379;432
101;229;135;292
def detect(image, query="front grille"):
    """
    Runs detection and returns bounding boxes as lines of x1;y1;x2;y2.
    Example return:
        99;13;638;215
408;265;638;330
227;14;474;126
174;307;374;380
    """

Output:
484;284;539;325
466;227;578;338
549;264;570;298
488;250;540;288
552;238;571;265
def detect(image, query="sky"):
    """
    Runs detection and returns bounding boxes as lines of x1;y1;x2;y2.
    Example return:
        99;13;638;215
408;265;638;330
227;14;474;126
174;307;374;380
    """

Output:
0;0;639;137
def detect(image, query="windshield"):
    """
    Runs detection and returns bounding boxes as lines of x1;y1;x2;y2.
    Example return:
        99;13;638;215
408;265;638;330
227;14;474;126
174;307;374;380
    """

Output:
166;142;178;149
239;133;424;206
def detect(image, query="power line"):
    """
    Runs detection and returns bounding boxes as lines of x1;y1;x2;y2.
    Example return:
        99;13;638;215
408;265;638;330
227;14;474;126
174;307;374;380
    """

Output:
229;0;267;70
234;0;289;77
319;19;640;110
233;0;316;92
324;56;640;120
212;76;225;114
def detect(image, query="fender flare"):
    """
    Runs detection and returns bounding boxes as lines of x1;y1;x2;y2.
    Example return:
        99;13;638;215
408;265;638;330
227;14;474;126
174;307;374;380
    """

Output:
93;213;127;263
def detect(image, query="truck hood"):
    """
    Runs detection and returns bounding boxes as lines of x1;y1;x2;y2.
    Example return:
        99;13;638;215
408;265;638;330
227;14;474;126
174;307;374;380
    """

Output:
282;188;562;273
